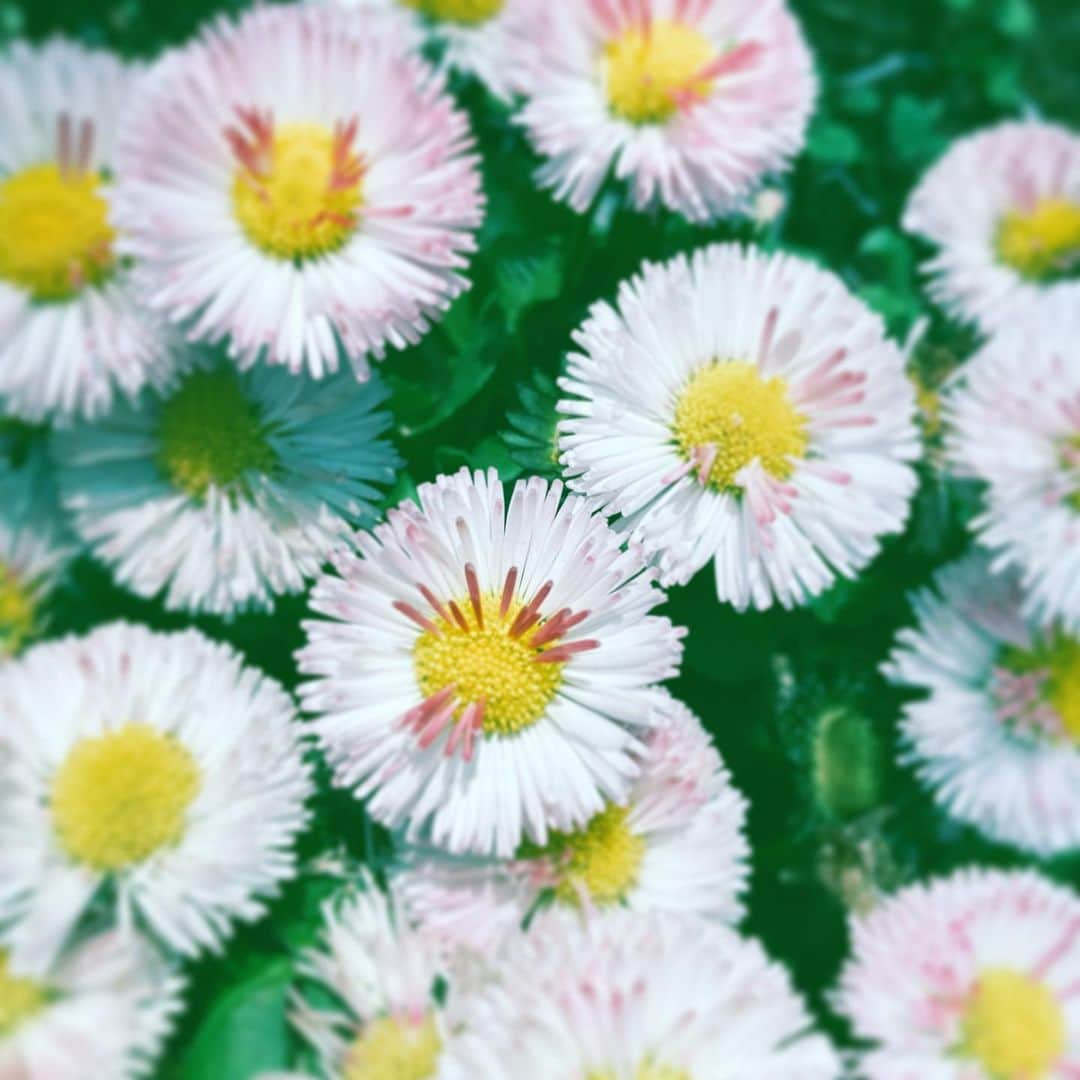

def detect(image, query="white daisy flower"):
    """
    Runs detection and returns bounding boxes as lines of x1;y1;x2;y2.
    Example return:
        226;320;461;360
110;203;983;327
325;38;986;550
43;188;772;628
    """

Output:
334;0;541;103
0;930;182;1080
0;622;313;971
290;871;469;1080
511;0;816;222
0;39;173;421
0;457;74;657
440;908;840;1079
113;4;485;381
885;553;1080;857
52;350;399;616
946;304;1080;635
904;120;1080;335
300;466;685;858
558;243;920;611
398;691;749;952
836;868;1080;1080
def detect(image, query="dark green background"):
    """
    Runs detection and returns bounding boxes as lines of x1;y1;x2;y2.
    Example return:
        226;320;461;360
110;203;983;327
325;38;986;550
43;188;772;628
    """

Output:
5;0;1079;1074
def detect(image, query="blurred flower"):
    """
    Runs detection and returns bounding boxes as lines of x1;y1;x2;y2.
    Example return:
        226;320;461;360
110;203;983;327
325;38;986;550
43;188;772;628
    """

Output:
904;120;1080;334
336;0;541;103
291;872;466;1080
0;455;74;657
946;299;1080;635
52;351;399;616
885;553;1080;857
0;40;173;421
558;244;919;611
113;4;484;381
511;0;816;222
0;622;312;969
836;868;1080;1080
0;931;182;1079
439;908;840;1079
398;692;749;951
300;467;685;858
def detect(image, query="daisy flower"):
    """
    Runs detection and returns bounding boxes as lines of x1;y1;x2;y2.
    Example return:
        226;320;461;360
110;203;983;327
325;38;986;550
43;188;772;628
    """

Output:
300;467;685;858
512;0;816;222
0;457;74;657
440;908;840;1079
0;40;173;421
0;622;312;970
946;304;1080;635
113;4;484;381
836;868;1080;1080
558;244;920;611
0;931;182;1079
52;350;399;616
885;553;1080;857
334;0;542;103
398;692;749;952
291;872;468;1080
904;120;1080;334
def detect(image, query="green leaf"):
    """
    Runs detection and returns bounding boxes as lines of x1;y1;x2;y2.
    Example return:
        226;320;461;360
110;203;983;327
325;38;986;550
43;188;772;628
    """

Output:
806;120;861;166
887;94;947;167
434;436;524;481
178;958;293;1080
495;247;565;334
996;0;1035;37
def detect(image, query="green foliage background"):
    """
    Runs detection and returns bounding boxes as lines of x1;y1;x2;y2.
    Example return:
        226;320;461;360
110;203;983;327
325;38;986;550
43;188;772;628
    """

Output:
5;0;1080;1074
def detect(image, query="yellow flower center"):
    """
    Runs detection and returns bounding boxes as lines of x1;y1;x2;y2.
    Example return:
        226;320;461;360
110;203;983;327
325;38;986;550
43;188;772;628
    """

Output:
531;803;646;907
0;952;48;1037
414;593;566;737
51;723;201;872
589;1061;691;1080
0;563;36;658
1002;634;1080;742
343;1014;442;1080
156;368;277;500
996;197;1080;282
605;20;715;124
672;360;808;492
400;0;504;24
232;121;364;262
959;969;1065;1079
0;162;115;301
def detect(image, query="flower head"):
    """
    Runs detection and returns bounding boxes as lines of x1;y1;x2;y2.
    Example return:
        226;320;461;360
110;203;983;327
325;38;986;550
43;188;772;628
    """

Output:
53;350;399;616
0;622;312;970
511;0;816;222
113;5;484;380
399;693;749;952
440;908;840;1079
885;553;1080;856
0;40;173;420
291;873;467;1080
559;244;919;611
300;467;685;857
904;121;1080;334
946;298;1080;635
0;457;74;657
836;868;1080;1080
0;931;182;1079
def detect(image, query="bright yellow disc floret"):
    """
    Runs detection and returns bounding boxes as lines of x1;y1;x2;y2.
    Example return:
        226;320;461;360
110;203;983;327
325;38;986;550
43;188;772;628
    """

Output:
0;162;115;301
51;723;201;871
996;197;1080;281
400;0;503;24
343;1014;442;1080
